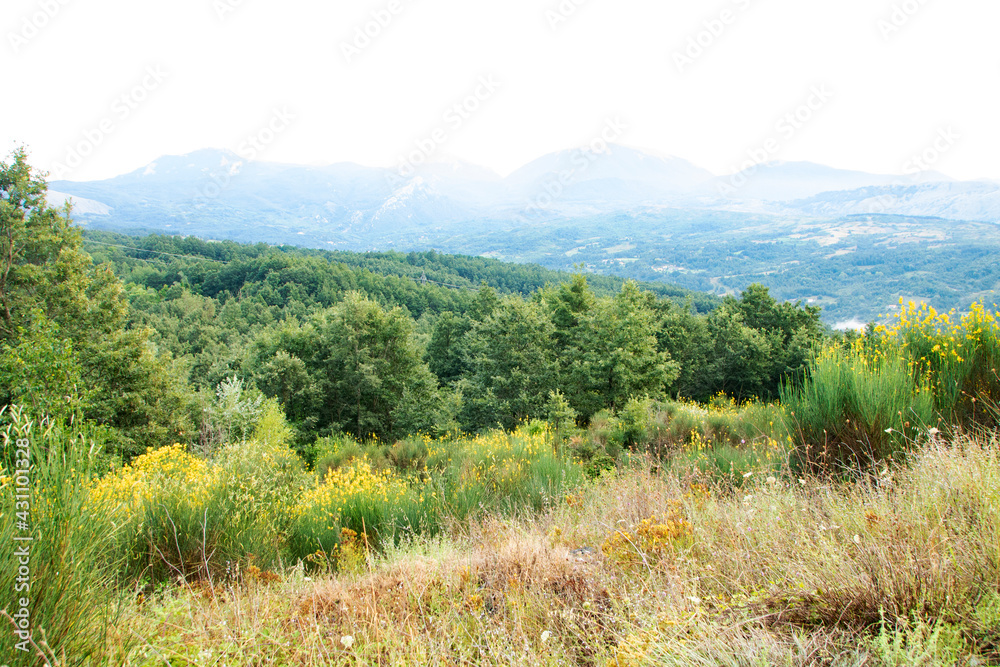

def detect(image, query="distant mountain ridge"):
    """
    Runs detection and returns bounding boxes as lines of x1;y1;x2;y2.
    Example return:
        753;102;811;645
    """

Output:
49;145;1000;324
51;146;1000;238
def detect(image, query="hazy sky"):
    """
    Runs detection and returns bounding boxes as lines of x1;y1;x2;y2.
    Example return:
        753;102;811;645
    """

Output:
3;0;998;182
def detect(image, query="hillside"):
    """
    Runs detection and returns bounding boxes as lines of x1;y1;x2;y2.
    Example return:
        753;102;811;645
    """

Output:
51;146;1000;324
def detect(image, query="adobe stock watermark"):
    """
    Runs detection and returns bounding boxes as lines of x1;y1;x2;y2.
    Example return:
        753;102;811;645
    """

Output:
6;433;33;655
718;84;834;195
212;0;250;20
877;0;931;41
194;107;295;203
866;126;960;214
386;75;501;188
50;65;168;180
7;0;72;54
672;0;753;74
518;116;628;222
340;0;414;64
545;0;590;31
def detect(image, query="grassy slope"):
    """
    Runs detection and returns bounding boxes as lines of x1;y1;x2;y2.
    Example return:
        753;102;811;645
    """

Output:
122;431;1000;666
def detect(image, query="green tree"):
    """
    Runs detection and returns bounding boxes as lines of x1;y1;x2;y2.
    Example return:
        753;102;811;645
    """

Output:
425;310;472;383
705;302;775;399
0;148;195;456
654;299;715;400
564;282;679;420
461;296;559;431
258;292;443;440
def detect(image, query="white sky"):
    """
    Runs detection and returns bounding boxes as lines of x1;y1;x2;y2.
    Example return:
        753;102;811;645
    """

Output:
3;0;998;182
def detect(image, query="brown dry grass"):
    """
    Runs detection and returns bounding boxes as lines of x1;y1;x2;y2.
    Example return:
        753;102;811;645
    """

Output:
120;431;1000;666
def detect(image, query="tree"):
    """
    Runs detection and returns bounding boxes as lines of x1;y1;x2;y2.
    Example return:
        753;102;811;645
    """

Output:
461;296;560;431
0;148;195;456
653;299;715;400
563;282;679;420
0;147;125;342
425;310;472;384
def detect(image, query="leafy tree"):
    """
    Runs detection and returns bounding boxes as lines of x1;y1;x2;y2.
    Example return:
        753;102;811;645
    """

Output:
724;284;825;398
547;273;596;353
0;147;125;342
461;296;559;431
654;299;715;400
0;313;87;422
704;302;775;399
425;311;472;384
0;148;195;457
563;282;679;420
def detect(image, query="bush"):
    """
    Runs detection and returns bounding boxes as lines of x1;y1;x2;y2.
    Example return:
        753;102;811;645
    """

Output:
290;425;585;567
92;402;306;583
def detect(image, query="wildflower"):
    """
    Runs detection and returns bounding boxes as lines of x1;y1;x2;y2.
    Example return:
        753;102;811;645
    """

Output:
341;635;354;649
541;630;552;643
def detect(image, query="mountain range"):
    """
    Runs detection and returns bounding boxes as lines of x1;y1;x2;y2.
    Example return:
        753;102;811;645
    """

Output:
49;145;1000;324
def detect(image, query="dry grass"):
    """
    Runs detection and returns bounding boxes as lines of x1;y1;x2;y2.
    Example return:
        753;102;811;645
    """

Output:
116;431;1000;666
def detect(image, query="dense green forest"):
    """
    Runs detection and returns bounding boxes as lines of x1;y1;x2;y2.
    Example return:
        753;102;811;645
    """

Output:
1;148;829;460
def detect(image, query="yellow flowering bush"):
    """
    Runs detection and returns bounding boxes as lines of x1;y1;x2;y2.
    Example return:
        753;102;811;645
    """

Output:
292;457;413;560
881;300;1000;420
291;424;584;566
91;403;307;581
784;300;1000;469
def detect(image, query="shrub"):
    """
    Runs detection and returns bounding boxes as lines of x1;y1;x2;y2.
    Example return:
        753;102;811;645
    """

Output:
92;402;306;582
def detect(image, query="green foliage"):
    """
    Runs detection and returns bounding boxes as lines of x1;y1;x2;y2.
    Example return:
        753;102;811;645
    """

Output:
545;390;577;445
425;310;472;383
460;296;560;431
248;293;444;442
782;342;935;469
0;314;88;423
0;149;196;459
0;407;131;665
94;404;307;583
75;225;830;443
562;282;680;420
199;376;265;450
288;426;584;565
872;614;967;667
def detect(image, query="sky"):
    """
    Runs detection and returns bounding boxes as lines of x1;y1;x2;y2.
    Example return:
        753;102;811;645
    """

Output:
2;0;998;182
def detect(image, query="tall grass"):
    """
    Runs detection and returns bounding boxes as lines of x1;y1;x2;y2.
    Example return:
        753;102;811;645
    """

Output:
783;300;1000;470
288;424;583;565
782;342;936;469
0;407;131;666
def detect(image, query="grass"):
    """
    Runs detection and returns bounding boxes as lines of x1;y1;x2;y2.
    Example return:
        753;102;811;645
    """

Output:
782;300;1000;471
0;407;133;666
107;427;1000;665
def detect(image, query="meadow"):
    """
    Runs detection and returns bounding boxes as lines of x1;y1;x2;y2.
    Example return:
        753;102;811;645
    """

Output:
2;299;1000;666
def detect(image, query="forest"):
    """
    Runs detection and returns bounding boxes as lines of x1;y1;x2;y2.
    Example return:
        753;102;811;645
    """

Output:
2;171;826;461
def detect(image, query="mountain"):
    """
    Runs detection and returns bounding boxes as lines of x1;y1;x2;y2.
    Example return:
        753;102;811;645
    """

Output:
49;146;1000;323
704;160;951;202
780;180;1000;223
